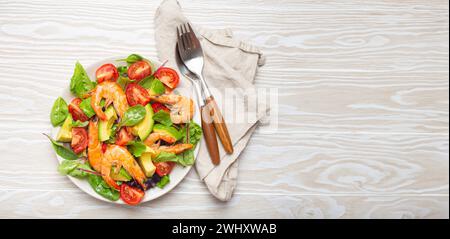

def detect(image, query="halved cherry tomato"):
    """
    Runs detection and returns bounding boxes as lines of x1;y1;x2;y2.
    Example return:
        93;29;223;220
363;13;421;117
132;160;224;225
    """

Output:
96;63;119;83
71;127;88;154
68;98;89;122
127;61;151;82
125;83;150;106
116;127;134;146
151;102;170;113
155;67;179;89
120;183;145;206
155;162;176;177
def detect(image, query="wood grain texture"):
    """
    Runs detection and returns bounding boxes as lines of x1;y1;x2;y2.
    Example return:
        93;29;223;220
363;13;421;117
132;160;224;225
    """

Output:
0;0;448;218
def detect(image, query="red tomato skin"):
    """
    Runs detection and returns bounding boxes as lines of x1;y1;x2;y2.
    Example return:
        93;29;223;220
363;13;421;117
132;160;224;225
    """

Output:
68;98;89;122
120;184;145;206
71;127;88;154
155;67;180;89
101;143;107;153
96;64;119;83
115;127;134;146
155;162;175;177
125;83;150;106
151;102;170;113
127;61;152;82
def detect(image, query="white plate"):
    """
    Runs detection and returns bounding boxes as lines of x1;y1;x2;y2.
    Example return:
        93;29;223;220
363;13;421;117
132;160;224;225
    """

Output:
52;57;200;205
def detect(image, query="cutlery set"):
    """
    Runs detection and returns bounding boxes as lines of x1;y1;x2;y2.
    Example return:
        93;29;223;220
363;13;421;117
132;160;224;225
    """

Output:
175;23;233;165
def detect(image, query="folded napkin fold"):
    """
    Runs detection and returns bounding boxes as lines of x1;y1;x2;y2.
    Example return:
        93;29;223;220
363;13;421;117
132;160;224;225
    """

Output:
154;0;267;201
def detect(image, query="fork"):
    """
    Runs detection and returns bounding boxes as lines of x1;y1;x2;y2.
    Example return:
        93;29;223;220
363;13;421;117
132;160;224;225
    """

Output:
177;23;234;157
175;43;219;165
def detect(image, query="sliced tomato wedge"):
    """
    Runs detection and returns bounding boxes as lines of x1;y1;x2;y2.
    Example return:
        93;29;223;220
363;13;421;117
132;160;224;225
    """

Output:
120;183;145;206
155;162;176;177
115;127;134;146
68;98;89;122
151;102;170;113
125;83;150;106
96;63;119;83
71;127;88;154
127;61;151;82
155;67;179;89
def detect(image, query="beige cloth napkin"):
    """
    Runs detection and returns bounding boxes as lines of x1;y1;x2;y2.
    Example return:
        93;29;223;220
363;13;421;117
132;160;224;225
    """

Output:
154;0;267;201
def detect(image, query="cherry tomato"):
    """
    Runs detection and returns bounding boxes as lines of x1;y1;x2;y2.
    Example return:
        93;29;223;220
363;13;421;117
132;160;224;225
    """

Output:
127;61;151;82
151;102;170;113
71;127;88;154
101;143;107;153
96;63;119;83
68;98;89;122
120;183;145;206
155;162;175;177
125;83;150;106
116;127;134;146
155;67;179;89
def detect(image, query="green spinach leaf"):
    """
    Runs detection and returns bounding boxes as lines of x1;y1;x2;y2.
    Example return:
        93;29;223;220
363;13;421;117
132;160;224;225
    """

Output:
79;97;96;118
117;54;144;65
140;77;165;95
57;160;79;175
70;62;96;98
138;76;155;89
69;163;91;177
119;105;146;127
88;174;120;201
57;160;90;178
44;134;79;160
157;175;170;189
127;141;147;157
152;110;172;126
178;149;195;167
117;65;128;75
50;97;69;127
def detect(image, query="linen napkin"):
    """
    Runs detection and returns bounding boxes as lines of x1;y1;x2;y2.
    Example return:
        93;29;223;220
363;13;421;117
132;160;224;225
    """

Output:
154;0;268;201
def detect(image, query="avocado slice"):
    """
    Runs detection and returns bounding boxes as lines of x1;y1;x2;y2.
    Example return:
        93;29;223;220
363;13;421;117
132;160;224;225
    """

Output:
131;104;154;141
152;124;183;143
56;114;73;142
138;149;157;177
110;167;132;181
98;106;117;142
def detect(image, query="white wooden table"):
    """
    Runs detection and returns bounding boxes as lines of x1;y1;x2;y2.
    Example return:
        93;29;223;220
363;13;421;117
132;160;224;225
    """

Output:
0;0;448;218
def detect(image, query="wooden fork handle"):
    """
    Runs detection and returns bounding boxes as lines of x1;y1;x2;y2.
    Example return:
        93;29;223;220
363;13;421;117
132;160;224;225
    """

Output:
201;104;220;165
205;96;234;154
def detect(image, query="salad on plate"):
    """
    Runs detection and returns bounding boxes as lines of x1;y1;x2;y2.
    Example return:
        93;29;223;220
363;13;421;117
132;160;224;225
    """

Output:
47;54;202;205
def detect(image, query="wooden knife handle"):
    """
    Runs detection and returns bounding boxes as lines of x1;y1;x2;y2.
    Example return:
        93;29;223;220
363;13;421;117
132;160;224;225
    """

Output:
206;96;234;154
201;104;220;165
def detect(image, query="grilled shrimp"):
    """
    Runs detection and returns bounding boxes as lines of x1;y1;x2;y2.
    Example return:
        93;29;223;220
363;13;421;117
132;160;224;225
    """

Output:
150;94;194;124
143;132;193;155
87;120;102;172
91;82;129;121
158;144;193;154
144;132;177;145
101;145;146;190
